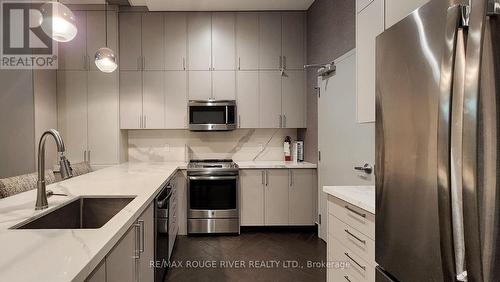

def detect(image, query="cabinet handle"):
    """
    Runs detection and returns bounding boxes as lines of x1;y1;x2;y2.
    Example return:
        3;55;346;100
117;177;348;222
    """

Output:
283;55;287;69
265;171;269;186
279;115;282;128
82;55;87;70
344;252;366;271
139;115;142;128
344;205;367;218
279;55;282;69
87;150;91;163
83;150;87;163
344;229;366;245
238;57;241;70
133;223;141;259
144;115;147;128
137;57;141;71
182;57;186;70
238;115;241;128
261;170;265;185
138;219;145;253
142;55;146;70
289;170;293;187
283;115;287;128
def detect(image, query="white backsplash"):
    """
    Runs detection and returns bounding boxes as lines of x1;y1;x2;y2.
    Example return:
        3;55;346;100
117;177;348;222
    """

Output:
128;129;298;162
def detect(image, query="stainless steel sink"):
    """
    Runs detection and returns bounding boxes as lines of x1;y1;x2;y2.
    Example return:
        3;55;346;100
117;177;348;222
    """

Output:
12;196;135;229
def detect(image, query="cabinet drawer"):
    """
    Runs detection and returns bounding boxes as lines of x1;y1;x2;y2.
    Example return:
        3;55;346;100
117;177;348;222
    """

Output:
331;237;375;282
329;196;375;240
332;216;375;266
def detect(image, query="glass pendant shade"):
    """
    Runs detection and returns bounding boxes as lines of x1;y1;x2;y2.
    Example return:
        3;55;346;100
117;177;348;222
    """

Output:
40;1;78;42
95;47;118;73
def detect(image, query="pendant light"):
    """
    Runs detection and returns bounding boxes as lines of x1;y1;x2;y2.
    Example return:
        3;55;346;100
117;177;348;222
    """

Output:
95;1;117;73
40;1;78;42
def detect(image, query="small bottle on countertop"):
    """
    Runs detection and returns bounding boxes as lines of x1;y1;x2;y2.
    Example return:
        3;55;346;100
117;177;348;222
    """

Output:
284;136;292;161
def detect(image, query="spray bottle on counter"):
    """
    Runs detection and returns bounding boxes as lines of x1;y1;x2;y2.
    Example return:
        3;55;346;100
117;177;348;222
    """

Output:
284;136;292;161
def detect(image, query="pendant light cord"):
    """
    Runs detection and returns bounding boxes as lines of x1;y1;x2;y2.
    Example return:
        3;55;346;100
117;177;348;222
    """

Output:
105;0;108;47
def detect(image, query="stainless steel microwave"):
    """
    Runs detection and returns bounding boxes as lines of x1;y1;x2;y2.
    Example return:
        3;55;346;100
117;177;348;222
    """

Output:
188;100;237;131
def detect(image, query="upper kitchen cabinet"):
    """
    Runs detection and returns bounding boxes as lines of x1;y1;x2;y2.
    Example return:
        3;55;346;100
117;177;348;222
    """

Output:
212;71;236;100
187;13;212;70
236;13;259;70
282;70;306;128
259;13;281;70
165;71;188;128
86;11;118;71
165;13;187;70
356;0;384;123
385;0;430;29
212;13;236;70
142;13;165;70
259;71;282;128
236;71;260;128
119;12;142;70
58;11;86;70
142;71;165;128
119;71;143;129
282;13;305;70
188;71;212;100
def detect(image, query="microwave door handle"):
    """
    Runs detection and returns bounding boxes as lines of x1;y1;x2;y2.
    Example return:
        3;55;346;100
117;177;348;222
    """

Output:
226;105;229;124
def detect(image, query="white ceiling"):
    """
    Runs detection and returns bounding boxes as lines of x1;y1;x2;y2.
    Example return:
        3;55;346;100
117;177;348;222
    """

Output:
142;0;315;11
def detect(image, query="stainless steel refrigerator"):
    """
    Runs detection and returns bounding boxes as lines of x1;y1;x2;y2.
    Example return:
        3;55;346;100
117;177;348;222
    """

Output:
375;0;499;281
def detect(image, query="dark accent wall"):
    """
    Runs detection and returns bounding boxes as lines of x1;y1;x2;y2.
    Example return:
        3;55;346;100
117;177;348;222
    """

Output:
300;0;355;163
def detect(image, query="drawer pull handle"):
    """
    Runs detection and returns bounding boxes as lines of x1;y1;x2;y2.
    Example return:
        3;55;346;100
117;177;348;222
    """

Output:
344;252;366;271
344;276;352;282
344;229;366;244
345;205;366;218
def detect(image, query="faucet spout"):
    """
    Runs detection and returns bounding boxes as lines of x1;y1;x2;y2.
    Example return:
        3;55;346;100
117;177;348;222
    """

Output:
36;129;73;210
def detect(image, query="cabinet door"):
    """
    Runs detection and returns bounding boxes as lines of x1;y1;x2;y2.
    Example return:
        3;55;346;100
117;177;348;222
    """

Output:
138;203;154;282
57;71;87;163
282;13;305;70
259;71;282;128
119;13;142;70
212;71;236;100
143;71;165;129
188;71;211;100
356;0;384;123
212;12;236;70
86;260;105;282
187;13;211;70
236;13;259;70
240;170;265;225
259;13;281;70
165;71;187;128
106;225;137;282
87;71;119;165
289;169;314;225
236;71;259;128
142;13;165;70
86;11;105;71
58;11;87;70
264;169;289;225
282;70;306;128
119;71;142;129
165;13;187;70
385;0;429;29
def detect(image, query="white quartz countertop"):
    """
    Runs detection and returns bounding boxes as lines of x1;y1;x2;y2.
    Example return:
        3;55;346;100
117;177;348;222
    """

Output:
235;161;317;169
323;186;375;214
0;162;186;282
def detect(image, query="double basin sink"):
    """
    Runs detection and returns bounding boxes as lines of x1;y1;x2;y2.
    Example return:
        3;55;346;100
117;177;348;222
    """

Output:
12;196;135;229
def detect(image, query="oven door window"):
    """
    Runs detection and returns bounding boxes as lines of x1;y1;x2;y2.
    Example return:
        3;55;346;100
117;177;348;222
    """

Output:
189;178;236;210
190;106;226;124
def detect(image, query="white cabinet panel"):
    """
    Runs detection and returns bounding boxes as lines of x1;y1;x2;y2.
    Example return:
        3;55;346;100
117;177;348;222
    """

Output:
212;12;236;70
59;11;87;70
119;13;142;70
165;13;187;70
188;71;211;100
236;13;259;70
259;13;281;70
289;169;314;225
137;203;154;282
119;71;142;129
87;71;119;165
385;0;429;29
240;170;265;226
86;11;106;71
143;71;165;129
142;13;165;70
212;71;236;100
259;71;282;128
57;71;87;163
106;225;137;282
356;0;384;123
187;13;212;70
264;169;289;225
282;13;305;70
282;70;306;128
236;71;259;128
165;71;187;129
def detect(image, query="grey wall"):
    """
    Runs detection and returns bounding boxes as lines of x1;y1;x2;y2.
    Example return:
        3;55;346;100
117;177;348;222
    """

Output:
301;0;355;163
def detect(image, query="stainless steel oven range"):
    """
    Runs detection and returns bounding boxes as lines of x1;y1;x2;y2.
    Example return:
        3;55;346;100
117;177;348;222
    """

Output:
187;159;240;234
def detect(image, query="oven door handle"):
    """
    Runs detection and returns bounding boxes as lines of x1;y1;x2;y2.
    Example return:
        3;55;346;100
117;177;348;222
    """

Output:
189;176;237;181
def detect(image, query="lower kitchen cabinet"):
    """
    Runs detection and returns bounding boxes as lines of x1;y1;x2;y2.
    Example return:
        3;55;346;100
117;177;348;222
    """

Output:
137;203;155;282
106;224;137;282
240;168;315;226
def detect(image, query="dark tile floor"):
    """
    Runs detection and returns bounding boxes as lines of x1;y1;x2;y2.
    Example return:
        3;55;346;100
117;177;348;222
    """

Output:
164;229;326;282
